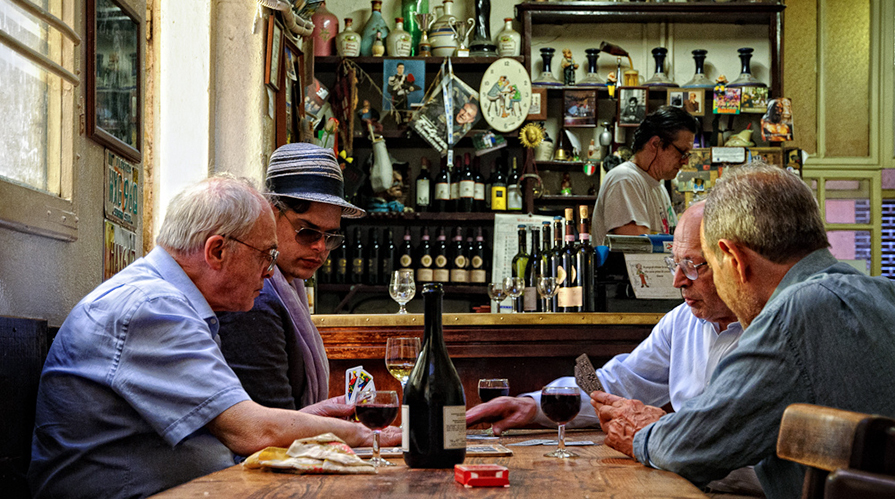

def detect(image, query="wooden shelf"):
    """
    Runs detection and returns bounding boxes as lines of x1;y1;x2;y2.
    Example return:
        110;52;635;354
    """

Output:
344;211;496;226
319;283;488;295
534;160;591;172
535;195;597;206
515;1;785;25
315;55;524;68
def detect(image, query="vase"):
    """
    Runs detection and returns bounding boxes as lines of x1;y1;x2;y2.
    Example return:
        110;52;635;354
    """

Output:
682;49;713;89
728;47;765;88
387;18;413;57
469;0;497;57
336;18;361;57
533;47;562;86
644;47;675;87
360;0;390;57
429;0;458;57
495;18;520;57
311;2;338;56
401;0;428;56
579;48;606;87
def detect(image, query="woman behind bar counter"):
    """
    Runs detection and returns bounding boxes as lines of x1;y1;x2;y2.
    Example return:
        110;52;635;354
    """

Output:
218;143;364;410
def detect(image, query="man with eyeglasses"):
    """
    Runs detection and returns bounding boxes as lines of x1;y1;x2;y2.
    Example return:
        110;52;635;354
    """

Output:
29;176;391;499
592;105;698;246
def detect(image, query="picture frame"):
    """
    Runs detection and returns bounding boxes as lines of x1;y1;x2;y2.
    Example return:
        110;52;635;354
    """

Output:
562;89;596;127
740;86;769;114
668;89;704;117
265;15;284;91
526;88;547;121
618;87;648;127
86;0;143;163
281;37;304;145
713;85;741;115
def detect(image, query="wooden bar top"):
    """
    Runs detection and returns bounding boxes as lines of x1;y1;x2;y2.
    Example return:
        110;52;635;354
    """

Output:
149;430;708;498
313;312;666;328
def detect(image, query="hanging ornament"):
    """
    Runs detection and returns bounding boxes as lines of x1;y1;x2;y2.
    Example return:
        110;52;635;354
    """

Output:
519;122;544;149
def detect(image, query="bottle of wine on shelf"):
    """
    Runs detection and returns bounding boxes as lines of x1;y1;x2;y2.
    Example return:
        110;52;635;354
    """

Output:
365;228;381;286
507;156;522;211
470;227;488;284
416;227;434;283
350;227;365;284
524;226;542;312
473;156;486;212
334;241;348;284
577;205;596;312
540;220;555;312
320;251;333;284
458;152;475;213
484;160;495;211
558;221;582;312
398;227;414;273
490;154;507;212
511;224;529;313
304;272;316;314
416;157;431;212
549;216;564;312
448;160;459;213
449;227;469;283
381;228;396;285
402;283;467;468
434;157;451;212
564;207;578;241
433;227;450;283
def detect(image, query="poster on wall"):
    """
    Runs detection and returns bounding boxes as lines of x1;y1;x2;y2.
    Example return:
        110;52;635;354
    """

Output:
103;149;140;230
104;220;137;281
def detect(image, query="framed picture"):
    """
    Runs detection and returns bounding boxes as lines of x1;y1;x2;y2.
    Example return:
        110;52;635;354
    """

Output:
265;15;284;90
281;37;304;145
713;85;741;115
668;89;704;117
740;86;769;113
618;87;648;127
86;0;143;163
760;98;794;142
562;90;596;127
526;88;547;121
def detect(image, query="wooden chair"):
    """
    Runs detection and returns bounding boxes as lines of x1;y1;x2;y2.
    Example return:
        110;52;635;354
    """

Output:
777;403;895;499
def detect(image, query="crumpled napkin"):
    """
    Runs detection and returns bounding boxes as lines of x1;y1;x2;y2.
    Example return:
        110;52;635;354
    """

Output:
243;433;375;474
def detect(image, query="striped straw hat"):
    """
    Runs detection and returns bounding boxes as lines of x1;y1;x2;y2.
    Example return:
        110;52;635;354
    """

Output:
266;143;365;219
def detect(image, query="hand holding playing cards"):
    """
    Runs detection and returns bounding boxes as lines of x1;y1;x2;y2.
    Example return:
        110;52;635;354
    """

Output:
465;396;538;436
299;395;355;419
590;391;666;459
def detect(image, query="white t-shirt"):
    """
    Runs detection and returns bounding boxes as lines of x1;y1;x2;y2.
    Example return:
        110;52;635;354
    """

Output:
592;161;677;245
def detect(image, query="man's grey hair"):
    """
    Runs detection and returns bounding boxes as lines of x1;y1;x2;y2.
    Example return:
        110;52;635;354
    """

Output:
703;163;829;264
157;174;269;254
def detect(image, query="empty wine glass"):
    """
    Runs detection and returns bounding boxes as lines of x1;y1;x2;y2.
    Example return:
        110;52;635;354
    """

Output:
537;277;560;312
487;281;508;312
540;386;581;459
389;270;416;314
355;390;399;468
385;337;420;390
503;277;525;313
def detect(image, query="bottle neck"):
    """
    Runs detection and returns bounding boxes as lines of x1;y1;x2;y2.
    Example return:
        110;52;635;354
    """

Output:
422;285;444;347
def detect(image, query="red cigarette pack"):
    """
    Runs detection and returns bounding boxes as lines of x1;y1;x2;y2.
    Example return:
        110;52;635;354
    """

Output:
454;464;510;488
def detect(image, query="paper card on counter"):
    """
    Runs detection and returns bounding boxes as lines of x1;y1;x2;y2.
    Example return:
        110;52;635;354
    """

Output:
491;213;554;313
345;366;375;404
623;253;680;299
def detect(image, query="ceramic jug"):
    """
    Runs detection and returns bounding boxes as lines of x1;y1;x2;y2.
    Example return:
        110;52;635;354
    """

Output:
429;0;458;57
336;18;361;57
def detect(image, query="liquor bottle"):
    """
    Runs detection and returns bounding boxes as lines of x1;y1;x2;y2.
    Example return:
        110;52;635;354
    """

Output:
558;221;582;312
416;157;431;212
510;224;529;313
365;227;381;285
433;227;450;283
448;161;459;213
416;227;434;283
433;157;451;212
360;0;390;57
334;241;348;284
473;156;486;212
381;228;396;285
540;221;555;312
320;251;333;284
304;272;317;313
507;157;522;211
400;0;428;56
458;152;475;213
524;226;543;312
449;227;469;283
490;156;507;212
402;283;467;468
577;205;596;312
350;227;365;284
469;227;488;284
398;227;414;273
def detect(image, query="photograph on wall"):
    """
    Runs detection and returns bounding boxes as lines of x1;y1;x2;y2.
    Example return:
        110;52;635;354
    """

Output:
562;90;596;127
784;147;804;176
668;89;704;117
740;86;769;113
761;98;794;142
713;85;741;115
618;87;648;127
526;88;547;120
305;78;329;117
409;72;481;155
383;59;424;117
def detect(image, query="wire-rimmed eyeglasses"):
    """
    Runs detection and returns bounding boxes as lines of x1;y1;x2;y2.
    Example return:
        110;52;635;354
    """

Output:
668;142;693;161
279;209;344;251
228;237;279;273
664;256;707;281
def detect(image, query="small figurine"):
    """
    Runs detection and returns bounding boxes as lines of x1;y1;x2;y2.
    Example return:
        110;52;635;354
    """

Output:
357;99;383;133
560;172;572;195
561;48;578;86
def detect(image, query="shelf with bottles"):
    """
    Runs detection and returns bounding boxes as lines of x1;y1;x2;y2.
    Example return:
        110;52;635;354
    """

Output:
315;55;525;69
515;1;785;28
343;211;496;226
319;283;488;295
535;195;596;207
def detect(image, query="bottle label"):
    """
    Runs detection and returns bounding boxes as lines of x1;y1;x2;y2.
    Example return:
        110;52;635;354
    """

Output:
491;187;507;210
443;406;467;449
499;36;517;57
470;269;487;283
321;258;332;275
474;183;485;201
471;255;483;269
400;254;413;267
434;268;450;282
337;258;348;274
459;180;475;199
450;269;469;282
435;255;448;268
421;255;433;267
306;285;315;313
417;268;433;282
401;405;410;452
352;257;364;274
508;186;522;210
450;182;459;201
417;179;430;205
435;183;450;201
367;258;378;274
396;37;412;56
579;233;590;241
558;285;583;307
556;265;567;284
454;255;467;268
523;287;537;311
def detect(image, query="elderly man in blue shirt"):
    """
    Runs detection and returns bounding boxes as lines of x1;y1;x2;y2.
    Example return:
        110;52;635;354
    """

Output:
593;164;895;499
28;176;397;499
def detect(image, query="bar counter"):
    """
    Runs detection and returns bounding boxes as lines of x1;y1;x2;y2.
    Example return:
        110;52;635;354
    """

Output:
316;313;663;405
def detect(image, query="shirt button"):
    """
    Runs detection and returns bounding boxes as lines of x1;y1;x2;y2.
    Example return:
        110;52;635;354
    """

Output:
210;318;217;324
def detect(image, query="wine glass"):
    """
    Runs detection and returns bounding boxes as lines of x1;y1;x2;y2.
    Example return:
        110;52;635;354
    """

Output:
487;281;508;312
540;386;581;459
385;337;420;390
389;270;416;314
503;277;525;313
537;277;560;312
355;390;399;469
478;378;510;437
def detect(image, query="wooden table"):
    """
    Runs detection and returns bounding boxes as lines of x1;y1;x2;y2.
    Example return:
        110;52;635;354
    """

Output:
150;430;708;498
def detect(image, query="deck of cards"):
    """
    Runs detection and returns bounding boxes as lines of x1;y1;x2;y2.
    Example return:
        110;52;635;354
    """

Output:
574;354;604;395
345;366;375;404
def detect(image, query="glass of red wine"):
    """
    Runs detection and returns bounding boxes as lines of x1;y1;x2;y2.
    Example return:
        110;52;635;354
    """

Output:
478;379;509;436
540;386;581;458
355;390;399;468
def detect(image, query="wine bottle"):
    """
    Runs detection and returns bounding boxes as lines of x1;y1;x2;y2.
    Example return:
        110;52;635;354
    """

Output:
473;156;486;212
577;205;596;312
540;221;554;312
449;227;469;283
511;224;529;313
334;241;348;284
398;227;414;273
320;251;333;284
416;227;434;283
549;216;564;311
350;227;365;284
365;227;381;286
433;157;451;212
526;226;544;312
507;157;522;211
433;227;450;283
416;157;431;212
490;155;507;212
402;283;467;468
469;227;488;284
304;272;316;314
458;152;475;213
484;160;494;211
448;161;459;213
381;228;396;285
558;222;582;312
564;207;578;241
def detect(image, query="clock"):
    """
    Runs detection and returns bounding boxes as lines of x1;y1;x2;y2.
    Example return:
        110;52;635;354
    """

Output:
479;58;532;133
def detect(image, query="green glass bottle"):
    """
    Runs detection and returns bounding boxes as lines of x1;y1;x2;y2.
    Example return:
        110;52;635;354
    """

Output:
401;0;428;56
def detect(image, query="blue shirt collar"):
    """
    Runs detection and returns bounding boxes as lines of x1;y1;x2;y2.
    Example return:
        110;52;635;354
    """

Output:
767;248;842;305
144;247;219;335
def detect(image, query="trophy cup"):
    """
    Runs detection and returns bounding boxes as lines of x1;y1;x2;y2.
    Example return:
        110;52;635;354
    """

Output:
414;12;435;57
450;18;475;57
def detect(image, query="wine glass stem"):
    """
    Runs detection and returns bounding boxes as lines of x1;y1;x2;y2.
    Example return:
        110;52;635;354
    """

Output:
373;430;381;467
557;424;567;453
398;303;407;314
